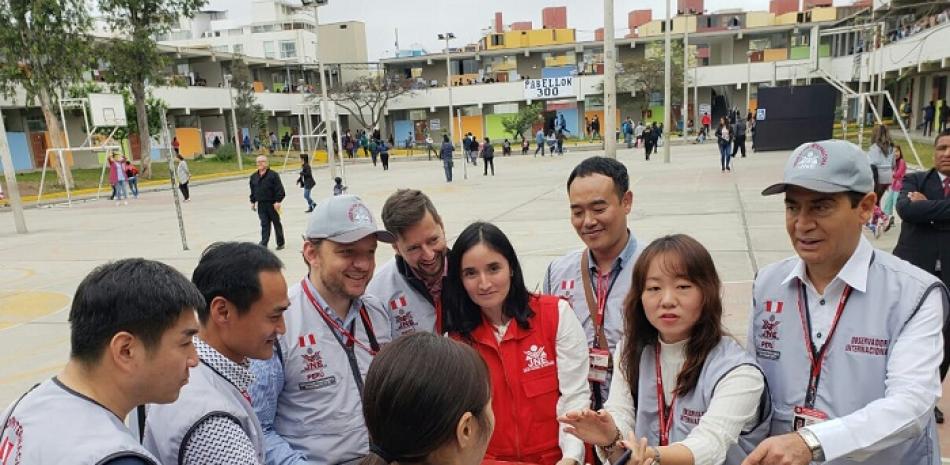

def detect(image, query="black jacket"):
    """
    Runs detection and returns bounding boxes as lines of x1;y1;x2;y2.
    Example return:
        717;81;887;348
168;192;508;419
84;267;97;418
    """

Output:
296;164;316;189
893;168;950;286
249;168;286;204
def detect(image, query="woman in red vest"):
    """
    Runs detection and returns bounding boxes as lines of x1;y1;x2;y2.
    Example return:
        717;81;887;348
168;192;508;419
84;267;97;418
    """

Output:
444;221;591;465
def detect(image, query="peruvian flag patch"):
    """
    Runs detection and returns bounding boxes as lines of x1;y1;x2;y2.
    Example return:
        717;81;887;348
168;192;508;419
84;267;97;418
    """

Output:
298;333;317;348
765;300;784;314
389;295;408;312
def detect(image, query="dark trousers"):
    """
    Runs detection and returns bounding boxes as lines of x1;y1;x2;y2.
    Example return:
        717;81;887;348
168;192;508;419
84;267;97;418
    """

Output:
644;142;654;160
732;135;747;157
257;202;285;247
483;157;494;175
179;182;190;200
380;152;390;170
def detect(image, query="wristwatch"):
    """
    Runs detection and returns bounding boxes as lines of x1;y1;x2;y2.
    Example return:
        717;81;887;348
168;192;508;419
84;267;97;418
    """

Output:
797;428;826;462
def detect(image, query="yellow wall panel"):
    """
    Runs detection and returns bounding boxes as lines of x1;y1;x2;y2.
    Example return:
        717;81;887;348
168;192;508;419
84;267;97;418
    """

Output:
745;12;774;28
811;7;837;22
453;115;484;141
174;128;203;158
763;48;788;61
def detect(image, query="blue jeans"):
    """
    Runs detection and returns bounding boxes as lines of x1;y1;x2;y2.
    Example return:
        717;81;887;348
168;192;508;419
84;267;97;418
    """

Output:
128;177;139;198
303;187;315;209
115;180;128;200
443;160;453;182
719;143;732;170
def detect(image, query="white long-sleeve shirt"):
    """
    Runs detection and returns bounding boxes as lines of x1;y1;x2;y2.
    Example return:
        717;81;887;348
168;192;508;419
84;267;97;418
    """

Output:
781;236;944;462
602;339;765;465
492;299;591;464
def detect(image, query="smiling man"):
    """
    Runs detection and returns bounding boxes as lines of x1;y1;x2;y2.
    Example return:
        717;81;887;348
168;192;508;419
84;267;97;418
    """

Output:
142;242;290;465
367;189;449;336
543;156;638;409
0;259;203;465
248;195;395;465
744;140;949;465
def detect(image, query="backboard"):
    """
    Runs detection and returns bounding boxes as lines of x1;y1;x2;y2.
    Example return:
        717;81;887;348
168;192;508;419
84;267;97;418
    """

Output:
88;93;127;127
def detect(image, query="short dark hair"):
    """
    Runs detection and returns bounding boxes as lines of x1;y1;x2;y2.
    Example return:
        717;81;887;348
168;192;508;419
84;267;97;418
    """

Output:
363;332;491;464
443;221;533;337
935;129;950;146
192;242;284;323
69;259;205;365
566;156;630;200
381;189;443;239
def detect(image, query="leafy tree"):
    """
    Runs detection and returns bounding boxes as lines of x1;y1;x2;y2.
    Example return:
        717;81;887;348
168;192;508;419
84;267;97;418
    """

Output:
97;0;207;178
601;41;690;107
0;0;93;187
319;73;413;132
501;103;543;141
231;60;266;134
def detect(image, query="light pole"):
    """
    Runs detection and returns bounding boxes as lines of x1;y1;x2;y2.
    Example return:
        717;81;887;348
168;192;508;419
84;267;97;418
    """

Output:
302;0;337;179
439;33;456;147
663;0;672;163
683;26;689;143
224;73;243;170
603;0;617;158
746;51;753;115
0;111;27;233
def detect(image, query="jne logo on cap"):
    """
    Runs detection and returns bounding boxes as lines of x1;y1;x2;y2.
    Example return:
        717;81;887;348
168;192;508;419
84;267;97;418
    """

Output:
792;143;829;170
348;203;373;226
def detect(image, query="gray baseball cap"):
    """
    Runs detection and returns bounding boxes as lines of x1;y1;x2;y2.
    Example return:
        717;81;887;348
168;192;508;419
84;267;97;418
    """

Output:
761;139;874;196
304;195;395;243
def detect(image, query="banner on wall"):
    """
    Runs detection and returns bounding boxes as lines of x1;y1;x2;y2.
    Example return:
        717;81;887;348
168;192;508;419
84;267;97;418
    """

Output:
429;119;441;130
523;77;575;100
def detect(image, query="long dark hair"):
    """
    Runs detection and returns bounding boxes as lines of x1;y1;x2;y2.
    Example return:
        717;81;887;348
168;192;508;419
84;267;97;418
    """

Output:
443;221;534;338
620;234;725;398
360;332;491;465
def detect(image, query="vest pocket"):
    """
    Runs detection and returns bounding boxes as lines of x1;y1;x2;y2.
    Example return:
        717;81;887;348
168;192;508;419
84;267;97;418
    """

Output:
522;372;559;398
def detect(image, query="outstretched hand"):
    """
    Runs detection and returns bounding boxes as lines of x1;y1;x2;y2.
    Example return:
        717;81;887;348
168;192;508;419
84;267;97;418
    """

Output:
558;409;618;446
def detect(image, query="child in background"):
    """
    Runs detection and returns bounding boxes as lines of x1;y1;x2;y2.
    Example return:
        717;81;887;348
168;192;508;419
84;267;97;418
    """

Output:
333;177;347;196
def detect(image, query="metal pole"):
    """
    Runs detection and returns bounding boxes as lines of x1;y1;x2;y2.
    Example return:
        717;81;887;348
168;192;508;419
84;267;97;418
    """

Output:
603;0;617;158
693;66;698;134
746;53;752;114
227;77;244;170
313;4;337;179
683;27;689;142
0;111;27;233
457;109;466;180
663;0;672;163
445;36;456;146
160;109;189;251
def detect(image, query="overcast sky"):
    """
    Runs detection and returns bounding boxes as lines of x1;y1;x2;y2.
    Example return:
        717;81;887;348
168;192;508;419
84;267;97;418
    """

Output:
207;0;855;60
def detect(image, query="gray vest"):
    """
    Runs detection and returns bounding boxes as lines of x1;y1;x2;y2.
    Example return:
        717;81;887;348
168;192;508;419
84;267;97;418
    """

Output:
273;282;393;465
751;252;950;465
365;258;438;336
544;242;637;400
0;378;158;465
635;338;772;465
142;360;264;465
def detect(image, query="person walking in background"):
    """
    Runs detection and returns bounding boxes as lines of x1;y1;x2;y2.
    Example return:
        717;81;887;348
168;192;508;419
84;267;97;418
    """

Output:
172;136;181;156
701;112;711;137
502;138;511;156
653;123;663;155
880;145;906;232
866;125;896;235
242;134;252;154
715;117;733;172
269;132;278;156
941;101;950;133
556;129;566;155
440;134;454;182
732;116;748;158
333;176;347;196
379;138;391;171
176;153;191;201
521;137;530;155
535;128;546;157
369;137;379;166
426;134;436;160
124;157;139;199
591;115;602;141
481;137;495;176
923;101;935;137
110;154;129;205
642;123;654;161
249;155;285;250
297;153;317;212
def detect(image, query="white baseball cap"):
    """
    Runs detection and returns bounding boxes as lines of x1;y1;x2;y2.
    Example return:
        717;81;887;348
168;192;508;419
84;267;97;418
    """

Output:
761;140;874;196
304;195;395;244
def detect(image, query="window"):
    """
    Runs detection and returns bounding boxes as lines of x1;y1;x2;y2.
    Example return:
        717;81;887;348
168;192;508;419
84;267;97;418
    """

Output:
232;44;244;55
279;40;297;59
212;45;228;53
263;41;275;59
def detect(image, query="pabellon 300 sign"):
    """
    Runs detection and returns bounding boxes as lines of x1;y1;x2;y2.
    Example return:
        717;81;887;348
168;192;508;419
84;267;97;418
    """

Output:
523;77;576;100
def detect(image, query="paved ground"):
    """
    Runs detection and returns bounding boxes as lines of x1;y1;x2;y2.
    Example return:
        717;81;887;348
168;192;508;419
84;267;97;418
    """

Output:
1;141;947;453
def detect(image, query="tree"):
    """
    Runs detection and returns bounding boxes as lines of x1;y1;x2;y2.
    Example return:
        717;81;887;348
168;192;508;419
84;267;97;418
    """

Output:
603;41;689;107
97;0;207;178
319;73;413;132
501;103;543;141
231;60;266;134
0;0;92;187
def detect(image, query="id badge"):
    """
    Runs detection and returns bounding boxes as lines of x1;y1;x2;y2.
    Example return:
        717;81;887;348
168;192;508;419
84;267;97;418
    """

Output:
588;348;610;383
793;405;829;430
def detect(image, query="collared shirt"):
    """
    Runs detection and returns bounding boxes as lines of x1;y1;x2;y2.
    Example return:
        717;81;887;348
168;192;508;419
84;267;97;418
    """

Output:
585;230;638;296
781;235;944;462
180;338;259;465
303;277;362;341
408;257;448;300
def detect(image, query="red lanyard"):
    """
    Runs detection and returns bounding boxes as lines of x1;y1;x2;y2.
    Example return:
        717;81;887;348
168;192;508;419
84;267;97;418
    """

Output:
655;345;677;446
595;272;609;330
795;281;852;407
300;279;378;356
434;298;443;334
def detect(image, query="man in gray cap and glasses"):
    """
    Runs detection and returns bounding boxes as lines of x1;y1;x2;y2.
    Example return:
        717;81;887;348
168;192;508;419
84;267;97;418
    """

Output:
743;140;948;465
248;195;395;465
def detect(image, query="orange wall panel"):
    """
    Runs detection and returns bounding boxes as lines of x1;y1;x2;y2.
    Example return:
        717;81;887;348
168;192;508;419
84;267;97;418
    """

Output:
453;115;484;141
174;128;203;158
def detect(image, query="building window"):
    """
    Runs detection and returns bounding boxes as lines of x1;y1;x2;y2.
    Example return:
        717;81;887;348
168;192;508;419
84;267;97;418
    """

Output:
232;44;243;55
263;41;275;59
279;40;297;59
212;45;228;53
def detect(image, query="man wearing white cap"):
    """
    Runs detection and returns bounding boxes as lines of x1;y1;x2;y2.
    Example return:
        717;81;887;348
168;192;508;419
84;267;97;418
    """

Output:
248;195;395;465
743;140;949;465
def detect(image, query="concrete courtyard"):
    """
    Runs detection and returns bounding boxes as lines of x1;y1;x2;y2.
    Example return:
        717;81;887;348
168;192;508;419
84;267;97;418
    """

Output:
1;141;946;452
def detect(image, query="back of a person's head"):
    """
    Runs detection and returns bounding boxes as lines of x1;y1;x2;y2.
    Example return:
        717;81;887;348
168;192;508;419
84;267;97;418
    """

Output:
69;259;204;365
360;332;492;465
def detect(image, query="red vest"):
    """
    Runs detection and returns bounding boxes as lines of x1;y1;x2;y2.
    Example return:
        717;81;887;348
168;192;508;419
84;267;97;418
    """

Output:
465;295;562;465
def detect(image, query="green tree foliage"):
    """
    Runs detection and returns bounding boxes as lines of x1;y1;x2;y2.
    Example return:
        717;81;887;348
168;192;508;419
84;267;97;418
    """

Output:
97;0;207;177
323;73;413;131
231;60;266;133
0;0;93;186
501;103;543;141
615;41;689;105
